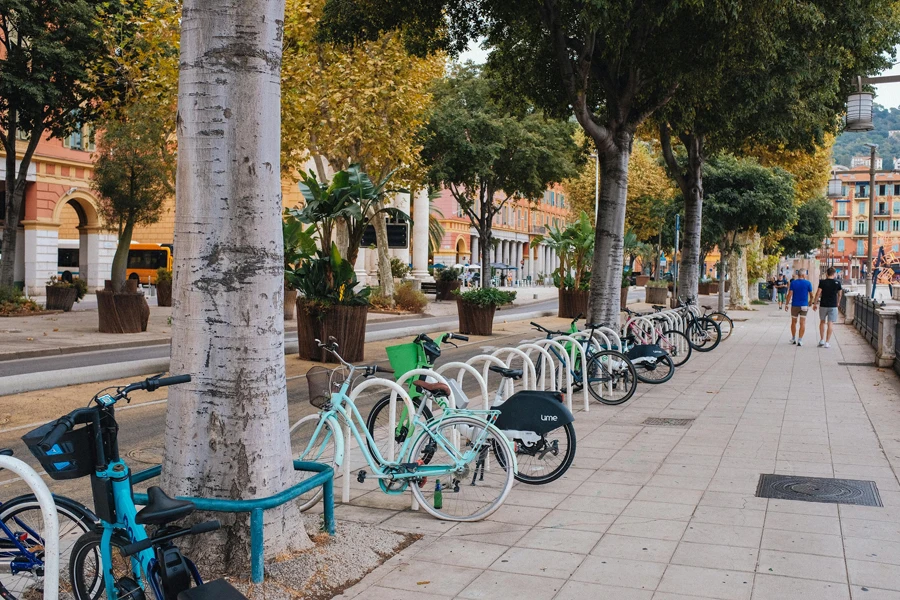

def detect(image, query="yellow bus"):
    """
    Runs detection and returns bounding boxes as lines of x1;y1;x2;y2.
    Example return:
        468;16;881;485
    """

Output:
126;244;173;284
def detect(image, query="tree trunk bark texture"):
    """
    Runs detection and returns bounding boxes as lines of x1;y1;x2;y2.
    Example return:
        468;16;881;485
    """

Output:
110;221;135;293
164;0;310;573
587;135;631;327
728;234;751;310
481;230;492;289
373;202;394;302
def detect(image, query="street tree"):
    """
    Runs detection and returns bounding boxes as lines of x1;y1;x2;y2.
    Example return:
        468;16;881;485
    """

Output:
702;156;796;309
0;0;124;287
92;103;174;293
780;196;834;257
419;65;577;288
163;0;311;568
318;0;743;324
658;0;899;302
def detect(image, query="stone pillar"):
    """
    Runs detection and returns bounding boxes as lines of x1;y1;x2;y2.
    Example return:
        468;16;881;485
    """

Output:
410;188;433;282
515;242;523;282
471;236;479;265
876;307;899;367
80;226;116;291
22;221;60;296
844;292;858;325
493;242;500;263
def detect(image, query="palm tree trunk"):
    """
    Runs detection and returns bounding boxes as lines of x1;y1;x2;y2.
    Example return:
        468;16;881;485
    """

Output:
163;0;310;571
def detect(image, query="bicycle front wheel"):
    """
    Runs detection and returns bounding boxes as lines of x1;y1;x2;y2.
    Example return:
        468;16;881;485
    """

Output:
585;350;638;405
0;494;96;599
635;354;675;384
660;329;692;367
494;422;576;485
290;414;339;512
409;416;514;522
708;312;733;340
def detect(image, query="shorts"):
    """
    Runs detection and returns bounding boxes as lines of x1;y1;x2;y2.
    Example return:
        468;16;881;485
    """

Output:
777;291;786;302
790;305;809;318
819;307;839;322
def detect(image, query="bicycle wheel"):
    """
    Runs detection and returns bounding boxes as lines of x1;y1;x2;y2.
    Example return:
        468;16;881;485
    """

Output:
0;495;96;599
688;317;722;352
365;394;432;463
659;329;692;367
409;416;514;522
493;422;576;485
634;354;675;384
708;312;733;340
290;414;338;512
70;530;152;600
585;350;638;405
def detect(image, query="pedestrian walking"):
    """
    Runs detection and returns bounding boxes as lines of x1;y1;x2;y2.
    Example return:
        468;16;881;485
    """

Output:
766;277;775;302
775;273;789;309
785;270;814;346
813;266;843;348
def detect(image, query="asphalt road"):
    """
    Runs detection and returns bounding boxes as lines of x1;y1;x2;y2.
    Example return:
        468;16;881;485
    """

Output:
0;328;541;508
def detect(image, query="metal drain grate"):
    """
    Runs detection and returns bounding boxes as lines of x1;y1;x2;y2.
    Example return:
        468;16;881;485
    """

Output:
756;474;882;507
642;417;694;427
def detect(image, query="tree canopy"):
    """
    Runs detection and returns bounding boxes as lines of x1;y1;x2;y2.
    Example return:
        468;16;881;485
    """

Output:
779;196;834;257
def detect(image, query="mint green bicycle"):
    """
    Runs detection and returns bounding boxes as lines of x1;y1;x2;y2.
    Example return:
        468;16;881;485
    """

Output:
290;338;516;522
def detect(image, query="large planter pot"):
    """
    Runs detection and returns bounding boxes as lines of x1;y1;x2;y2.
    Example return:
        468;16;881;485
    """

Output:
284;288;297;320
635;275;650;287
723;280;731;292
698;282;711;296
456;299;497;336
296;299;368;363
96;282;150;333
436;280;461;301
558;288;589;318
645;286;669;305
621;286;629;307
45;286;77;311
156;281;173;307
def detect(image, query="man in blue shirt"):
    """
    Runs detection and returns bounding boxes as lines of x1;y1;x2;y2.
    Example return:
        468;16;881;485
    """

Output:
784;271;814;346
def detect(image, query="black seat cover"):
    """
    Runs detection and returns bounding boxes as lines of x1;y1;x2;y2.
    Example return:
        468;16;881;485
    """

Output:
177;579;248;600
135;486;195;525
0;448;13;456
651;304;666;311
489;365;523;380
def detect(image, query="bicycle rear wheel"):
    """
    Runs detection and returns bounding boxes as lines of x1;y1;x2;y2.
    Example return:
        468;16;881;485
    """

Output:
635;354;675;384
493;422;576;485
290;414;338;512
708;312;733;340
409;416;514;521
0;495;95;599
660;329;692;367
365;394;432;463
686;317;721;352
585;350;637;405
70;530;154;600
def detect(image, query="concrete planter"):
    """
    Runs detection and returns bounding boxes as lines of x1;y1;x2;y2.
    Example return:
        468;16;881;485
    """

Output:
645;286;668;305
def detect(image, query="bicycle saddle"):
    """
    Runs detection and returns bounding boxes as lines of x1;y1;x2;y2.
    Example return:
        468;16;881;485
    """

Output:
0;448;12;456
651;304;666;311
412;380;451;397
489;365;523;380
177;578;248;600
586;322;608;329
136;486;195;525
702;304;713;310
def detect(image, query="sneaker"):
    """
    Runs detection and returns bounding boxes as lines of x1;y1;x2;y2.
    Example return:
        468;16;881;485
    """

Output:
824;342;831;349
818;340;825;347
790;338;796;344
797;339;803;347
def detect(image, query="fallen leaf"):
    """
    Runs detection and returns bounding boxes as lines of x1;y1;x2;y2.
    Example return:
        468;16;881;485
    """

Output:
53;328;59;332
416;581;430;586
26;337;34;341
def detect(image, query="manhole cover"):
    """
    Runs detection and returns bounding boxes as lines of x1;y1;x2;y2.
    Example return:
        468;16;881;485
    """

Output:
756;474;882;507
642;417;694;427
126;447;164;465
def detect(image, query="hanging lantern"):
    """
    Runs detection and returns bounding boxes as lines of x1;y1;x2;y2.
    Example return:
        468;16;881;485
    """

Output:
846;91;874;132
827;176;843;198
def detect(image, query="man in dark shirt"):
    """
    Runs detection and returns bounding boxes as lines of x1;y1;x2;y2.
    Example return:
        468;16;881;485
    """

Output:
813;267;843;349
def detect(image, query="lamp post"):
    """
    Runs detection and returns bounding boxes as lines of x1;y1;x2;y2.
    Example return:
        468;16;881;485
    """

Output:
588;152;599;223
865;143;877;296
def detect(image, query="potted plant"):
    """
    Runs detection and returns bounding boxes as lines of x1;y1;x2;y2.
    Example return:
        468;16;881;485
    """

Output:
45;275;85;311
621;272;630;307
155;268;173;307
435;267;461;300
645;280;669;305
92;102;173;333
283;210;316;321
454;287;516;336
532;211;593;318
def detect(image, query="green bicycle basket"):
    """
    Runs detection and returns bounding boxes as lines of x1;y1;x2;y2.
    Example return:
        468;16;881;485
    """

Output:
385;342;425;377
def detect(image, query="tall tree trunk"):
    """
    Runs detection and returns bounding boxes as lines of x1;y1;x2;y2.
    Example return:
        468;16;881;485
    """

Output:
164;0;309;572
480;229;492;289
373;202;394;301
717;255;726;312
0;114;42;288
587;133;632;326
728;233;751;309
110;219;135;292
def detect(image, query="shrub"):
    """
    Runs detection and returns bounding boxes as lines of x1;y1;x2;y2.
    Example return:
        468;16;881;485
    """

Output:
390;257;411;279
156;268;173;284
0;285;23;304
46;275;88;303
646;280;669;289
73;277;88;302
0;285;42;316
394;282;427;313
368;286;393;310
437;267;460;282
455;287;516;307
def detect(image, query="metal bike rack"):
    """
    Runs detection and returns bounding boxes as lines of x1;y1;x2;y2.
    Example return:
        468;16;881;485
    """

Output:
435;362;490;409
515;343;556;391
0;456;59;600
527;339;574;411
490;347;537;396
550;335;591;412
132;460;334;585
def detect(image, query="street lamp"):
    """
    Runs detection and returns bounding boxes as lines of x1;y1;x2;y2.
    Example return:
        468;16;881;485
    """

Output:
588;152;599;223
827;171;843;198
865;143;877;296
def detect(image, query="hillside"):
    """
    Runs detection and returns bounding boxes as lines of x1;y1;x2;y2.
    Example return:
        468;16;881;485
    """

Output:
833;104;900;169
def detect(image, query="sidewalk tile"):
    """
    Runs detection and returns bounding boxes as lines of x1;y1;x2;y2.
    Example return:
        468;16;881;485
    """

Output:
591;534;679;563
691;506;766;528
607;516;690;541
535;509;615;533
646;473;713;491
634;486;703;506
757;549;848;583
556;494;630;515
850;586;900;599
485;504;551;526
380;560;481;596
751;574;850;600
656;564;753;600
514;527;603;554
571;481;642;499
413;538;507;569
681;522;763;549
699;492;767;511
443;521;531;546
570;555;666;590
767;498;839;517
555;581;653;600
457;571;565;600
847;559;900;591
843;537;900;565
764;512;842;536
621;500;697;521
503;489;567;509
489;546;584;579
671;542;758;572
345;586;453;599
760;529;844;558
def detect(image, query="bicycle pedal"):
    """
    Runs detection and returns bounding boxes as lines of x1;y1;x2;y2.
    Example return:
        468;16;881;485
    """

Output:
357;470;367;483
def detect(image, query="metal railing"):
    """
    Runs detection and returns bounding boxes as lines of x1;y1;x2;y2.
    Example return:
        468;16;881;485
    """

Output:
855;296;879;346
839;292;848;315
894;320;900;378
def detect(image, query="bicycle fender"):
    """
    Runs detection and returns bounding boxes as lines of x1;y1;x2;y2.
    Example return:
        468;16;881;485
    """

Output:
493;391;575;435
327;415;346;467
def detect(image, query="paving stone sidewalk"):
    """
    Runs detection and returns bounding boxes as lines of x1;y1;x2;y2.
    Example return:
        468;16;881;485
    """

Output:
324;303;900;600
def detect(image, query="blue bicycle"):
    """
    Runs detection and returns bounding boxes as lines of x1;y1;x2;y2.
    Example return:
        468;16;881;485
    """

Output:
0;449;96;599
25;375;247;600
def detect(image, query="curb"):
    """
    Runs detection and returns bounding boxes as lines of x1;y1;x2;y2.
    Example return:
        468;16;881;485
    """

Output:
0;309;556;395
0;338;171;362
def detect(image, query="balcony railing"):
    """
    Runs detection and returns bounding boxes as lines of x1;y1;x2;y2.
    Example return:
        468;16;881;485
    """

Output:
530;226;546;234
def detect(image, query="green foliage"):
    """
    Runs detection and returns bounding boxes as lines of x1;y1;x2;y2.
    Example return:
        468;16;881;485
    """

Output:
156;268;173;284
283;210;318;290
780;196;834;256
0;285;40;315
646;280;670;289
532;211;594;290
390;257;411;279
0;284;23;304
437;267;461;282
45;275;88;302
833;104;900;168
294;242;371;308
393;282;428;313
454;287;516;307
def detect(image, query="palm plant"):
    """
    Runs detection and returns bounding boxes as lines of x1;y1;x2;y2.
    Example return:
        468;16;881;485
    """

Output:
531;210;594;290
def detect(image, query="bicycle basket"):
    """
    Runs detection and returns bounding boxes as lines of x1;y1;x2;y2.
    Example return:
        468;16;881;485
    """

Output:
385;342;424;375
22;421;95;480
306;366;344;409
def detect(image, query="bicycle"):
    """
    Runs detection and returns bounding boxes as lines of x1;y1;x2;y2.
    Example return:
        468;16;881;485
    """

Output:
700;304;733;341
0;449;96;600
672;297;722;351
623;307;692;367
290;338;516;521
365;333;576;485
530;319;639;406
24;375;247;600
